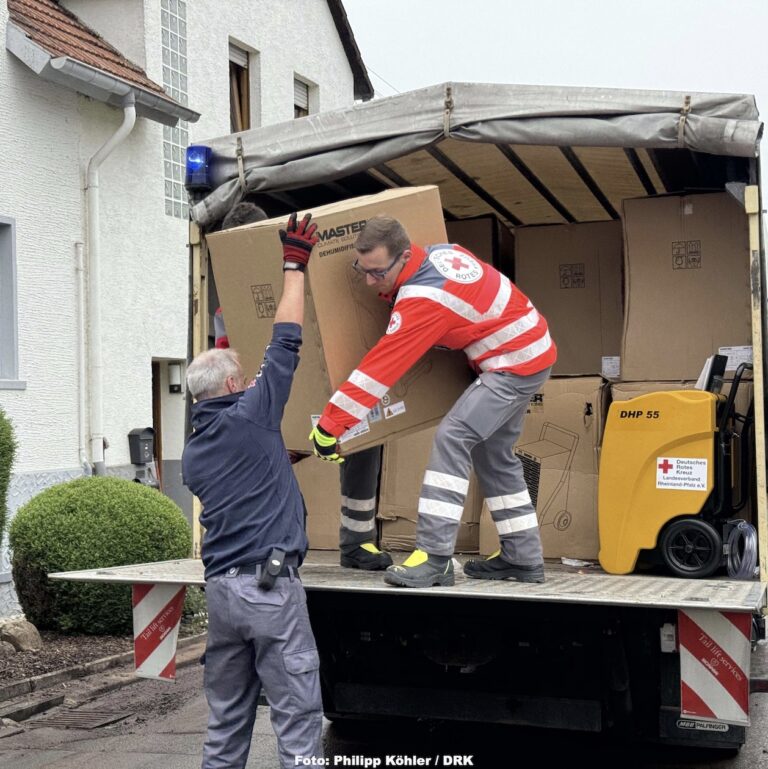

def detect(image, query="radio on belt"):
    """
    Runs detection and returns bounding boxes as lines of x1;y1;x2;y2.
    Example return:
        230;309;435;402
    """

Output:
259;548;285;590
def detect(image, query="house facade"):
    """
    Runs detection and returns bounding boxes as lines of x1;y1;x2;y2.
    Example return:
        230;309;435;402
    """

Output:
0;0;371;615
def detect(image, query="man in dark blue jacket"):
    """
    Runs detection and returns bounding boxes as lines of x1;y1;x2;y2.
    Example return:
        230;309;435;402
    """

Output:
182;212;321;769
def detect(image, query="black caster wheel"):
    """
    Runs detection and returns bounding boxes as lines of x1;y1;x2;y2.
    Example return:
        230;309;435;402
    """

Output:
659;518;722;578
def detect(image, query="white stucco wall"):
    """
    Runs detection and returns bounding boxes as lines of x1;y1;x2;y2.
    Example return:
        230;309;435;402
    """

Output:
0;0;361;616
1;0;358;474
186;0;355;142
0;22;83;473
62;0;148;70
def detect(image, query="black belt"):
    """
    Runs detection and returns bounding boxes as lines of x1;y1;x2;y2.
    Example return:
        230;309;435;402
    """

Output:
226;552;300;579
233;563;296;577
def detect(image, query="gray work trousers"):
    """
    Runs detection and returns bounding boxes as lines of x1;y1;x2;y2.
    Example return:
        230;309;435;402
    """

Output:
201;570;323;769
338;446;382;550
417;368;551;563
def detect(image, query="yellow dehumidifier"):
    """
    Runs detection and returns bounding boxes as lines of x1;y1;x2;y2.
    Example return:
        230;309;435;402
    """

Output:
598;362;753;578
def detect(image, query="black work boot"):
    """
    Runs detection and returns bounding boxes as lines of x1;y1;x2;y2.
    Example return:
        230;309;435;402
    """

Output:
384;549;455;588
340;543;393;571
463;550;545;583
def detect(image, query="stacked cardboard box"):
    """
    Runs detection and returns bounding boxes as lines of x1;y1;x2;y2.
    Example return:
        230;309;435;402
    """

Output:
621;192;752;381
379;426;482;553
292;457;341;551
208;186;474;453
515;221;623;376
446;215;514;274
480;377;609;560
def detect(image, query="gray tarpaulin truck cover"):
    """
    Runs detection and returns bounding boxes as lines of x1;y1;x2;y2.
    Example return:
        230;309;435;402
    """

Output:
190;81;763;228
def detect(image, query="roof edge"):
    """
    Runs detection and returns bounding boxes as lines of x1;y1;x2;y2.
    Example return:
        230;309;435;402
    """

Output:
326;0;373;101
6;21;200;125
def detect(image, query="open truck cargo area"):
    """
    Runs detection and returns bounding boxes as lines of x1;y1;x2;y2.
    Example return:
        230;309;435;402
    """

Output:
183;81;766;750
52;81;767;752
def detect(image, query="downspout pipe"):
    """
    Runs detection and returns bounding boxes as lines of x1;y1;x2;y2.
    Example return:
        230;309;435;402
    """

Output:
86;94;136;475
74;242;91;476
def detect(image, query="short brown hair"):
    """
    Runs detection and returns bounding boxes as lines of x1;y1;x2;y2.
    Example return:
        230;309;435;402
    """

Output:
354;215;410;256
221;202;268;230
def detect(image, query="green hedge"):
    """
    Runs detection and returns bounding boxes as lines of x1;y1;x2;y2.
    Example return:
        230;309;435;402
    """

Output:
10;477;191;634
0;408;17;547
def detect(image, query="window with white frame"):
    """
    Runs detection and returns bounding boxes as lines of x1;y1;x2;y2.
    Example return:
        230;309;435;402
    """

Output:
161;0;189;219
0;217;19;385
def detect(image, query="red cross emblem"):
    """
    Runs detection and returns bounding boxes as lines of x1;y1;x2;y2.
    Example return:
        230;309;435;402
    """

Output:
658;459;674;474
449;256;469;271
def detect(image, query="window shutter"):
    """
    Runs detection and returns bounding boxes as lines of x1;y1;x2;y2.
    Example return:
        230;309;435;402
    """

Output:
294;79;309;110
229;43;248;68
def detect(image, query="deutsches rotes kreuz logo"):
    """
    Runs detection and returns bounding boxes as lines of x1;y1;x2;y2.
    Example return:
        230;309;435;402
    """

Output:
429;248;483;283
386;311;402;335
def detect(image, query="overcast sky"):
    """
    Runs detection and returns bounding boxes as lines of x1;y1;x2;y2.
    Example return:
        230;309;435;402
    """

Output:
344;0;767;117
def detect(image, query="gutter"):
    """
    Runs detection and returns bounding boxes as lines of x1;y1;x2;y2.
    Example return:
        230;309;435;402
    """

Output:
6;22;200;126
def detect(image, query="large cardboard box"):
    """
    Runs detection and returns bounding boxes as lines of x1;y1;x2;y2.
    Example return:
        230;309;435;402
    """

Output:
478;503;498;556
621;193;751;381
514;376;609;560
292;458;341;550
208;187;474;451
515;222;623;376
446;215;514;275
379;427;482;553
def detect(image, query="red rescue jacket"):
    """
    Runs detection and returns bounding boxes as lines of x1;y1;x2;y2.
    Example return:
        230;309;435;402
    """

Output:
318;244;557;437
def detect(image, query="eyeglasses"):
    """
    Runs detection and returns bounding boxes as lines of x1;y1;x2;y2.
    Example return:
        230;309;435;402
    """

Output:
352;250;404;281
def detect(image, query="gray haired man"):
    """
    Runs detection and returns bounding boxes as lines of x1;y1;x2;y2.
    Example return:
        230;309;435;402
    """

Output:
182;212;322;769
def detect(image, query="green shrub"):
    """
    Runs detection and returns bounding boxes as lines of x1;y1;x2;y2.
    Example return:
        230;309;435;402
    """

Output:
181;585;208;634
0;407;17;547
9;477;191;634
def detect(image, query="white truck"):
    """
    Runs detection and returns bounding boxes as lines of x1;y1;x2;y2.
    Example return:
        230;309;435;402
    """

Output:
53;82;767;751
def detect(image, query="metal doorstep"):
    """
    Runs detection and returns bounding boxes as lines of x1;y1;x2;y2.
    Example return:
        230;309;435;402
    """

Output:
29;709;133;729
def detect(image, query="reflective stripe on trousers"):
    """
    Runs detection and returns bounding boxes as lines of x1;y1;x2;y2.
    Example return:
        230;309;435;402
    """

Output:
416;367;551;563
339;446;382;549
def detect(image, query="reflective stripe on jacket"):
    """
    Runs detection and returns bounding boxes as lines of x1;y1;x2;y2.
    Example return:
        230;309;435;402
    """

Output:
318;244;557;437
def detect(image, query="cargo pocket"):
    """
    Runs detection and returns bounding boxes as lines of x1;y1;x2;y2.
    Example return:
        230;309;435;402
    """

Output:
282;647;322;711
283;647;320;676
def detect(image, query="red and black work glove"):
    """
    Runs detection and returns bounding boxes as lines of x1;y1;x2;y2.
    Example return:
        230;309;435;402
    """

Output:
279;212;318;272
308;425;344;464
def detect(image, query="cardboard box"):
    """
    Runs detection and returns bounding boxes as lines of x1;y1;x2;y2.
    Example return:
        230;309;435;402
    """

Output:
292;458;341;550
208;187;474;451
621;193;751;381
515;222;623;376
446;215;514;275
478;503;498;556
514;376;609;560
379;426;482;553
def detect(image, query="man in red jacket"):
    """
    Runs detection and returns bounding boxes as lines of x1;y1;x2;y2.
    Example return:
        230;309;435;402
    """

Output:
309;215;556;588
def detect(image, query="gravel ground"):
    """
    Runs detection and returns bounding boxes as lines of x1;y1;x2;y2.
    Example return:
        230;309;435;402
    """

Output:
0;631;134;683
0;622;206;685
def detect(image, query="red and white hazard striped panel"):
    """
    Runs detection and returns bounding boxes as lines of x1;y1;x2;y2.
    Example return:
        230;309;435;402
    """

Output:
678;609;751;725
132;583;187;681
